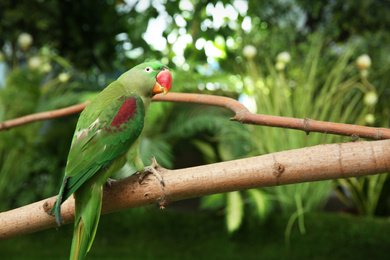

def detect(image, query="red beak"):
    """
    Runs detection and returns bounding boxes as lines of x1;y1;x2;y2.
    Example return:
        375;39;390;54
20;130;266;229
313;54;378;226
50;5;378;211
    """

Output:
152;68;172;95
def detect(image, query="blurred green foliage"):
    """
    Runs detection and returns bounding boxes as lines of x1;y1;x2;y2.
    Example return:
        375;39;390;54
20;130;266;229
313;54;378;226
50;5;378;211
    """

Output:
0;52;81;211
2;208;390;260
0;0;389;236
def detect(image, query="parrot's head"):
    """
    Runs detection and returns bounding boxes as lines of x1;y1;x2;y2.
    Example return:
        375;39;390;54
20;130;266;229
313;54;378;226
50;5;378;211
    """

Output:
120;62;172;98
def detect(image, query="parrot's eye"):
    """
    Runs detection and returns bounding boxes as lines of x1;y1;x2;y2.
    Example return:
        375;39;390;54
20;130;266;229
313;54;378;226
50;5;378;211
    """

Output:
145;67;152;73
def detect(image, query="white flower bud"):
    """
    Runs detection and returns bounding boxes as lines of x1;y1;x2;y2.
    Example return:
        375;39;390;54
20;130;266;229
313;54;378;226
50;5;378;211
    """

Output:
365;114;375;125
59;73;70;82
242;45;257;60
364;91;378;106
41;63;52;73
18;32;33;50
356;54;371;70
276;52;291;64
28;56;43;70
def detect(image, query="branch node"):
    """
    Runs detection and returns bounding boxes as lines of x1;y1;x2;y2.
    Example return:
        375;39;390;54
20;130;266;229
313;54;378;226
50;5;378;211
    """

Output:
158;197;169;210
351;134;360;142
230;110;247;123
303;118;312;135
42;200;53;216
273;163;285;177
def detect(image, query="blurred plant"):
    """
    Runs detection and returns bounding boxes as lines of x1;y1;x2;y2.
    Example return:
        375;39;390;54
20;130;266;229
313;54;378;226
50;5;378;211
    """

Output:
225;189;271;233
334;174;388;216
200;189;271;234
275;51;291;71
332;54;388;216
153;33;388;234
0;38;82;210
223;34;385;237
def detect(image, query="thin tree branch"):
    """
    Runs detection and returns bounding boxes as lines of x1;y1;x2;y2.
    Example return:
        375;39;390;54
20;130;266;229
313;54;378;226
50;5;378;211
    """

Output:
1;93;389;139
1;139;389;241
0;101;90;130
153;93;390;140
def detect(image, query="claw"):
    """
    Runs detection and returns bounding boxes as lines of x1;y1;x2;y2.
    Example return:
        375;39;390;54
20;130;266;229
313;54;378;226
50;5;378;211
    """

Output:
138;157;165;186
105;178;115;188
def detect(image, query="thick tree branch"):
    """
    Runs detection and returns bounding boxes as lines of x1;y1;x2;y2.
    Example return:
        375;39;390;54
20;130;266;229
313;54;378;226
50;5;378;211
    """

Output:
1;139;389;241
1;93;389;139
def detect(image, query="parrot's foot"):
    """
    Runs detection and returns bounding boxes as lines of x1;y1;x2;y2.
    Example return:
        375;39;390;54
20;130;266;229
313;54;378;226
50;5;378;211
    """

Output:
105;178;115;188
139;157;165;186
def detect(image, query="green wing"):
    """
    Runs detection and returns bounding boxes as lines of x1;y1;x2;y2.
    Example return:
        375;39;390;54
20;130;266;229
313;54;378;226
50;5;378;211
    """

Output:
53;93;145;224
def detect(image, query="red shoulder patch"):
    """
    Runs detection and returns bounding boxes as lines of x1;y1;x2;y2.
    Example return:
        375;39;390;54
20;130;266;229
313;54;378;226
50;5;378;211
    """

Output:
110;97;138;127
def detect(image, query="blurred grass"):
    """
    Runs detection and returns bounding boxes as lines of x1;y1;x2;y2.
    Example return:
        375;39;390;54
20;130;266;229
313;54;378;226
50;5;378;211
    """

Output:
1;207;389;260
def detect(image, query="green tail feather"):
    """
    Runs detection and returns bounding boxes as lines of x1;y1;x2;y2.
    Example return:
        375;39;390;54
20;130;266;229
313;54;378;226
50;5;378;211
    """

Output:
70;182;103;260
52;176;68;226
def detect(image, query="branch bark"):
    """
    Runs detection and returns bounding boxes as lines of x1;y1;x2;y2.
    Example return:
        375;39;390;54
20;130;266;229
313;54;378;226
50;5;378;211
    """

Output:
1;139;389;241
1;93;389;140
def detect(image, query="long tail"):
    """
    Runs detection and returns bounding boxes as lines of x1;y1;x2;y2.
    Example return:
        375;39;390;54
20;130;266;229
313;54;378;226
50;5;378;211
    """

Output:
52;176;68;225
70;183;103;260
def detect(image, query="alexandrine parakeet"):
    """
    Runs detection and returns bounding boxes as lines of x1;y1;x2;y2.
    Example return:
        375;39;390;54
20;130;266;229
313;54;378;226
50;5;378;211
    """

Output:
52;62;172;260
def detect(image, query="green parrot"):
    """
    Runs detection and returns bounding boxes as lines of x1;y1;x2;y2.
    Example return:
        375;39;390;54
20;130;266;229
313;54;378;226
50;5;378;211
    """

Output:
52;62;172;260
